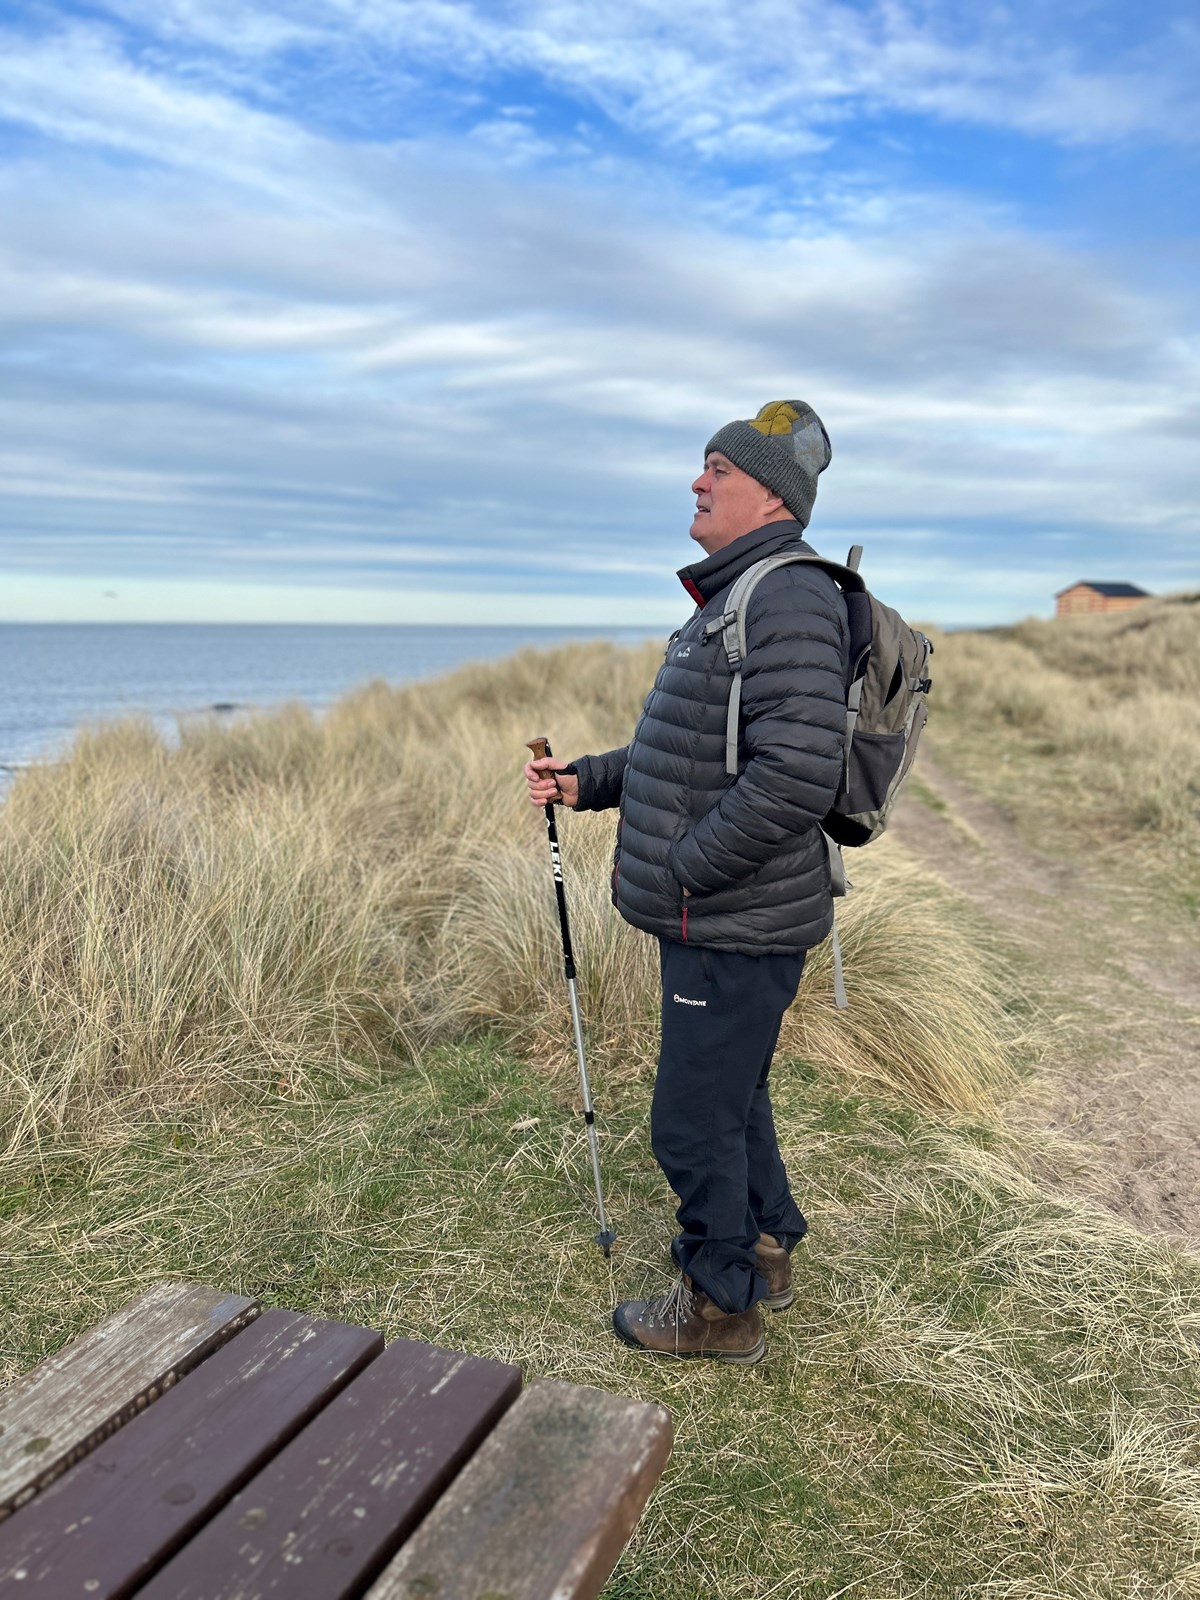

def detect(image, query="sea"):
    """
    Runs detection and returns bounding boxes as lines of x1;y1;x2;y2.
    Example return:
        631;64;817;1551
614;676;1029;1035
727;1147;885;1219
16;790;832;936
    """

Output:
0;623;658;776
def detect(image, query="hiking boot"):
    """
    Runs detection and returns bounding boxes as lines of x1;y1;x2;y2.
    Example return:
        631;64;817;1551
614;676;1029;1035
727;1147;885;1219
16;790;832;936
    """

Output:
612;1275;765;1364
659;1234;794;1309
756;1232;794;1312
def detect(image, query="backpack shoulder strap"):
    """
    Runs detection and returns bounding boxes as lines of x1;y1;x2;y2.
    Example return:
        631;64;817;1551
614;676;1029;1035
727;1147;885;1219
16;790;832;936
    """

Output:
705;551;863;777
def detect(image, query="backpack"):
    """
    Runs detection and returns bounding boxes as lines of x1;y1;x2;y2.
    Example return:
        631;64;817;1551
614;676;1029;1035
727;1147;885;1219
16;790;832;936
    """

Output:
707;544;933;1008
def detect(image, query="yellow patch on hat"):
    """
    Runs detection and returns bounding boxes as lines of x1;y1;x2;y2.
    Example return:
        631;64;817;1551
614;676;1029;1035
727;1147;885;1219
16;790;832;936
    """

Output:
748;400;801;437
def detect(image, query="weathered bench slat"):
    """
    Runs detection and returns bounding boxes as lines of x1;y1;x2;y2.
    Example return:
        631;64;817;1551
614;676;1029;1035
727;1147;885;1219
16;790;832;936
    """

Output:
0;1309;381;1598
367;1379;673;1600
0;1282;258;1519
137;1337;522;1600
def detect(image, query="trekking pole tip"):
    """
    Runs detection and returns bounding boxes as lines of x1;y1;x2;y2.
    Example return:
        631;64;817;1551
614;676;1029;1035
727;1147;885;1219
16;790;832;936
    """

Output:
596;1230;617;1259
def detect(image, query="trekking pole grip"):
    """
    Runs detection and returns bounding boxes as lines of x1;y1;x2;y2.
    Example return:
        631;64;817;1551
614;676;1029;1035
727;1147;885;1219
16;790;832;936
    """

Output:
526;735;562;799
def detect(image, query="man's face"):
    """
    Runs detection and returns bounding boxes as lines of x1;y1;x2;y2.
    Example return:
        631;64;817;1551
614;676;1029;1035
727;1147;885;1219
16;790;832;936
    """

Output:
689;452;787;554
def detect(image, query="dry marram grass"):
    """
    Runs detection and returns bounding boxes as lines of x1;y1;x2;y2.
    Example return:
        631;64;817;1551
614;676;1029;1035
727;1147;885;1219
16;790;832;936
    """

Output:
929;593;1200;849
0;640;1024;1148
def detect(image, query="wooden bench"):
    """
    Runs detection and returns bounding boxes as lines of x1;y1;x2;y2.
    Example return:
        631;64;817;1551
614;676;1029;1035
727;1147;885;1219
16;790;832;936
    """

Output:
0;1282;672;1599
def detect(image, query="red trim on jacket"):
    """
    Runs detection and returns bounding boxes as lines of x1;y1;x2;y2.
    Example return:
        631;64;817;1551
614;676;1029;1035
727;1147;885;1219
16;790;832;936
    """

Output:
680;577;704;607
681;903;689;941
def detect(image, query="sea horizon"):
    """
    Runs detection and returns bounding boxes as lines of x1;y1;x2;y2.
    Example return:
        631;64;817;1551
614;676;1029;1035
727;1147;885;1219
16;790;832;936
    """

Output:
0;620;658;773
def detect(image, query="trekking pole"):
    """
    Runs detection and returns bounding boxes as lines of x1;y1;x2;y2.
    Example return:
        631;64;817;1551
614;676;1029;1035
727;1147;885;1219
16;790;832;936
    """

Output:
526;736;617;1259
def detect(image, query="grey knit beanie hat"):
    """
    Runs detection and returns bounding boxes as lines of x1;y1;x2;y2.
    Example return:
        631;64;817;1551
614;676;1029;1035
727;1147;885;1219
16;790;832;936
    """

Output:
704;399;832;528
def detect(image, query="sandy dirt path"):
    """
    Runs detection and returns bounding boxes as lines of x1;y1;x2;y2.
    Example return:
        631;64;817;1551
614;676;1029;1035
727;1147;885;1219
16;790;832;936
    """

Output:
889;747;1200;1250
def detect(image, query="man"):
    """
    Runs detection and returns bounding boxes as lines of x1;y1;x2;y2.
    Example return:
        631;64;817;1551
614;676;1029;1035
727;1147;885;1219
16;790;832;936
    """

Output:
524;400;848;1364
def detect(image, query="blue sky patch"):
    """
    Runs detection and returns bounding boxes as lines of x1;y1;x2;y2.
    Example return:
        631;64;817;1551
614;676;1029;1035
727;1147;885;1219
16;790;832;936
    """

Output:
0;0;1196;623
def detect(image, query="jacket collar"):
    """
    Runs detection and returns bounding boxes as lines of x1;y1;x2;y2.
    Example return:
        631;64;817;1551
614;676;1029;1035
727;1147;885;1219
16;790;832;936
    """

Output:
677;521;816;608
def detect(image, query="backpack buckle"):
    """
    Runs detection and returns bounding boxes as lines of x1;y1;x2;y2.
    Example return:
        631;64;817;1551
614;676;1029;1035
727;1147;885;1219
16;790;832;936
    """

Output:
708;612;740;666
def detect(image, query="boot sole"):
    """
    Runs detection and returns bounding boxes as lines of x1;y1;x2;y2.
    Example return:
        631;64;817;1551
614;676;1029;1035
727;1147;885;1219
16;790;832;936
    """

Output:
612;1312;766;1365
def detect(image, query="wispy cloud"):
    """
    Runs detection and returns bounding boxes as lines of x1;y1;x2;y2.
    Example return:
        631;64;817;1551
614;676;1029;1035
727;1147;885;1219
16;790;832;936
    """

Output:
0;22;341;207
0;0;1196;623
47;0;1199;154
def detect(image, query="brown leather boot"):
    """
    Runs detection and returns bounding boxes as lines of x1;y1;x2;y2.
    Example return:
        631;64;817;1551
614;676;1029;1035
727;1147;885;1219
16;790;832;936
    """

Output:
613;1276;765;1364
756;1232;794;1312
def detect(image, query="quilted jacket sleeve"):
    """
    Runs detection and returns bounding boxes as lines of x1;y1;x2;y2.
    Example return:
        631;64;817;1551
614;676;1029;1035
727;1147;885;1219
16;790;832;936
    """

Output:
571;746;629;812
668;568;848;895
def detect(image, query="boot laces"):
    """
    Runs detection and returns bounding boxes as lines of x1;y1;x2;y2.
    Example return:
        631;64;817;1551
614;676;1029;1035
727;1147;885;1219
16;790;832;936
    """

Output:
646;1274;694;1330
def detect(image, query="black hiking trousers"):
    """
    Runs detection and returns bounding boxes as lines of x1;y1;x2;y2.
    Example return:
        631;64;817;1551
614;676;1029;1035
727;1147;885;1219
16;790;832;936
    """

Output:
651;937;808;1314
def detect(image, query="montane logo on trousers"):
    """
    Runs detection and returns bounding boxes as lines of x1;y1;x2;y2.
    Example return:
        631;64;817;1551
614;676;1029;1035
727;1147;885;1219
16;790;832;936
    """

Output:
673;993;706;1007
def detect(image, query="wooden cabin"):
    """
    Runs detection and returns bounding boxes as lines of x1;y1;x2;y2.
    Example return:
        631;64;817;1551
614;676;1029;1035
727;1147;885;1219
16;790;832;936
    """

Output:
1054;581;1150;618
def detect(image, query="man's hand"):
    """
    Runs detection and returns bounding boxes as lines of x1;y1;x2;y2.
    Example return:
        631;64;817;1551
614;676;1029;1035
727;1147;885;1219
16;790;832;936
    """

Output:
524;757;579;808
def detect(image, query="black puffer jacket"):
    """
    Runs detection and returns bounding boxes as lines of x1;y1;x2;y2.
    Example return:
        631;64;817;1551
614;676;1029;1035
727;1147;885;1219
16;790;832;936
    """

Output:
572;523;849;955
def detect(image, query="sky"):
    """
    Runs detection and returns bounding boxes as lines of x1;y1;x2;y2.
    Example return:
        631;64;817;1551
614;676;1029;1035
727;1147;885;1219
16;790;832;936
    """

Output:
0;0;1197;627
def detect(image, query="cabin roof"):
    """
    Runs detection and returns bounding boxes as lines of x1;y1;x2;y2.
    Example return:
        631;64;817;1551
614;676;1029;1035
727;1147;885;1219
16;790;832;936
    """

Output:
1054;581;1150;599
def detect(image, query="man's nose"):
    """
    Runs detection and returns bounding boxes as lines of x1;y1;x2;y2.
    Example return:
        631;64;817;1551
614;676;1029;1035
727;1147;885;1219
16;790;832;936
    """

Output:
691;472;708;494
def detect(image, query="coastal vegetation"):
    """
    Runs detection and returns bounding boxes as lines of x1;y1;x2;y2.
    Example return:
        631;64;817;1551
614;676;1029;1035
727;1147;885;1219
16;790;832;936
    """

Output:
928;593;1200;885
2;598;1198;1598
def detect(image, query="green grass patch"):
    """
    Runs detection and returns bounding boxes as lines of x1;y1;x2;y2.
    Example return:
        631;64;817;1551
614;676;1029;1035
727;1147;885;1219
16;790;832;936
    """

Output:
4;1043;1198;1599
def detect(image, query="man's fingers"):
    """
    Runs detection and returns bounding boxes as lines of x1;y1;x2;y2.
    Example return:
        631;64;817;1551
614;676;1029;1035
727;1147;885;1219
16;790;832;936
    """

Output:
525;757;564;806
523;755;578;807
